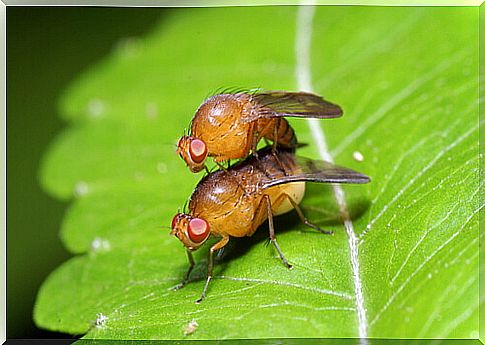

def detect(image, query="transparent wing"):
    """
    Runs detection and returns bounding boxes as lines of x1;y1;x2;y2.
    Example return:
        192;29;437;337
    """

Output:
242;91;343;123
261;153;370;189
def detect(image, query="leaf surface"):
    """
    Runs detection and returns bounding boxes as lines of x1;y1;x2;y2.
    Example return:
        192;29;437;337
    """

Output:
34;6;479;339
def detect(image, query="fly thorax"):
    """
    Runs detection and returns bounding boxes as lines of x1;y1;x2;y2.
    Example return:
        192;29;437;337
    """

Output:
193;95;252;159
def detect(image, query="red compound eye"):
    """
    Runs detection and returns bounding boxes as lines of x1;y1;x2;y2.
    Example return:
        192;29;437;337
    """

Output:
189;139;207;164
171;213;182;230
188;218;210;243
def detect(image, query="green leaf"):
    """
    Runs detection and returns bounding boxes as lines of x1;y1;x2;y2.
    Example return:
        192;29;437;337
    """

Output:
34;6;479;340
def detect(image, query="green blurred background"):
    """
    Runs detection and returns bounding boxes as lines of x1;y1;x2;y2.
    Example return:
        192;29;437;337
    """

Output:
7;7;165;338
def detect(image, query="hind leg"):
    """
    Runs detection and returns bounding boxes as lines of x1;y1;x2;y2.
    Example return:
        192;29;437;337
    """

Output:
282;193;333;235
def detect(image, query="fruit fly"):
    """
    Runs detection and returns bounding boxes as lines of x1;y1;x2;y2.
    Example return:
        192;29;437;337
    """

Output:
170;147;370;303
176;90;343;173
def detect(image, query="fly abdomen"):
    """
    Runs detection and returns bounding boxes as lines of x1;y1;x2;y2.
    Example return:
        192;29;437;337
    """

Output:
274;118;298;148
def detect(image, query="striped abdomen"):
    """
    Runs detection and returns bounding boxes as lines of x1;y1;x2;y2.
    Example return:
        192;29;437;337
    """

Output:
261;118;297;148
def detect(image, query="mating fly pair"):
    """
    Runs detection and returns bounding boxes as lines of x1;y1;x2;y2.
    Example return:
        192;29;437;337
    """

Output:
171;90;370;303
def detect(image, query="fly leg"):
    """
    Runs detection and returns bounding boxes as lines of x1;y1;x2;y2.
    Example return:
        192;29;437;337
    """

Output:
270;119;288;176
251;127;276;178
252;138;274;179
214;160;232;170
250;123;276;178
196;235;229;304
282;193;333;235
250;121;260;158
271;118;280;154
171;249;195;290
214;160;231;172
271;152;288;176
263;195;292;269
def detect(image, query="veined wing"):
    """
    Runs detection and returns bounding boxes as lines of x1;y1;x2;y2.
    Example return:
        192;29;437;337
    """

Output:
261;153;370;189
242;91;343;123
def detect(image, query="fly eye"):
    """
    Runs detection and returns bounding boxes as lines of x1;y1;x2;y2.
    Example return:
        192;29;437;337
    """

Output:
189;139;207;164
188;218;210;243
171;213;182;230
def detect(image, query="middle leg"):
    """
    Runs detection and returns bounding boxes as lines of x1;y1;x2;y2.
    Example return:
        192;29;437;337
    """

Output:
262;195;293;269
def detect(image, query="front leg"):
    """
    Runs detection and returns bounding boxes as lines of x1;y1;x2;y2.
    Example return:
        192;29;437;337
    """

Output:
196;235;230;304
171;249;195;291
215;160;230;172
